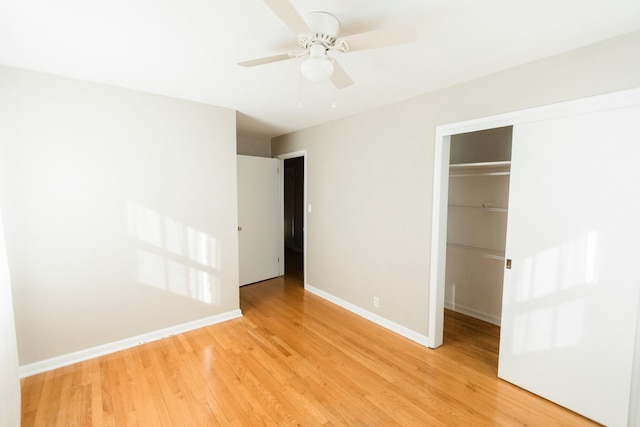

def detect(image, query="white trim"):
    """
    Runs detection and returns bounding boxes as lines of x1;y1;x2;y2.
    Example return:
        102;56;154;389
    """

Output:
428;135;450;348
275;150;308;284
276;158;285;276
444;303;501;326
275;150;307;160
429;87;640;349
305;284;430;347
19;309;242;378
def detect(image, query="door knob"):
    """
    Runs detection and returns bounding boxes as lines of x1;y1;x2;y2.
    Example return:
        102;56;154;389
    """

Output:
237;226;242;231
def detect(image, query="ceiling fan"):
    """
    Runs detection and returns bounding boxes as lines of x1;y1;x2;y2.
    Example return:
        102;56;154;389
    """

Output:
238;0;418;89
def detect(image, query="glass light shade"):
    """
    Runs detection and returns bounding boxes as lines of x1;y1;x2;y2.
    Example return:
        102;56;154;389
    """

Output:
300;56;334;82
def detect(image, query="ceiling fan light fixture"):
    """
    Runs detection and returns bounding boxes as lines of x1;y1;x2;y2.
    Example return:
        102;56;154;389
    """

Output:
300;56;334;82
300;43;334;82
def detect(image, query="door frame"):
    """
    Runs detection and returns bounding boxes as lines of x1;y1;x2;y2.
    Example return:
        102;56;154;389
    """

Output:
428;87;640;349
275;150;308;284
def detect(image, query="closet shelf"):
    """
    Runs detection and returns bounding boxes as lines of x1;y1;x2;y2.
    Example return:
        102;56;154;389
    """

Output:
449;161;511;178
449;161;511;168
446;243;506;261
448;204;508;213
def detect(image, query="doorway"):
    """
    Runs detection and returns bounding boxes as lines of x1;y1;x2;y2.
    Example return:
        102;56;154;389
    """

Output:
276;150;307;284
443;127;512;335
284;156;304;281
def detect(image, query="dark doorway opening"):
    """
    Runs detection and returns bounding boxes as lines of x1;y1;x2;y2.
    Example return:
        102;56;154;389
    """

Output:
284;156;304;282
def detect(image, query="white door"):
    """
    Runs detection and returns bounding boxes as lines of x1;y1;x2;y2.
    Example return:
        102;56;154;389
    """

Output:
237;155;282;286
498;106;640;426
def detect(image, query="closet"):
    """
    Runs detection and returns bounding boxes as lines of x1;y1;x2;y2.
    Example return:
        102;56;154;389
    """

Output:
432;91;640;426
444;126;512;325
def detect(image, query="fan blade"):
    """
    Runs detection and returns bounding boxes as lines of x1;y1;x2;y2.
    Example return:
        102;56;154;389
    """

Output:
340;23;418;53
238;53;293;67
263;0;311;35
330;59;353;89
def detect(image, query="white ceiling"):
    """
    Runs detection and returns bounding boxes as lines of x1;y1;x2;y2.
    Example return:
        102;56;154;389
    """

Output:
2;0;640;138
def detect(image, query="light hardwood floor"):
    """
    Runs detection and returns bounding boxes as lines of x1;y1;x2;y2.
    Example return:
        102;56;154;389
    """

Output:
21;259;597;426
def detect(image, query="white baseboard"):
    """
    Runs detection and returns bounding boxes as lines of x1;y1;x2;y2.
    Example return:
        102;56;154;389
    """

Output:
19;309;243;378
304;284;430;347
444;302;501;326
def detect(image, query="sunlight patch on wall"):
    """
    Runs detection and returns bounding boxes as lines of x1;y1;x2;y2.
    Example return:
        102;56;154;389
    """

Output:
128;202;221;305
128;202;163;247
187;226;220;269
164;217;185;257
135;250;165;289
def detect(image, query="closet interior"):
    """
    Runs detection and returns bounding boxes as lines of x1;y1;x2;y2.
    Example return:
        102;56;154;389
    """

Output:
444;126;512;326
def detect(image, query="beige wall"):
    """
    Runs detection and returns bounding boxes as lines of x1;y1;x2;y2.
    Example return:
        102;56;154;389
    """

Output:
272;30;640;339
0;66;240;365
237;131;272;157
0;208;20;426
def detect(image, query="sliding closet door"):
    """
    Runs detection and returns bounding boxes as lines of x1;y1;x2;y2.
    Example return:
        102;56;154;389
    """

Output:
498;106;640;426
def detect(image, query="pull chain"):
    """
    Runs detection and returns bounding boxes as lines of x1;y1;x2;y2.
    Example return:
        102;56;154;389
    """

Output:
298;70;304;108
331;83;337;108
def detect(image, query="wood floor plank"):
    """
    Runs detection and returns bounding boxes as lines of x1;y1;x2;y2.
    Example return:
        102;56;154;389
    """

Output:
21;256;599;426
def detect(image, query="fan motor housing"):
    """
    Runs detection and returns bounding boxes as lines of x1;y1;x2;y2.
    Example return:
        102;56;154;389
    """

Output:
299;12;340;49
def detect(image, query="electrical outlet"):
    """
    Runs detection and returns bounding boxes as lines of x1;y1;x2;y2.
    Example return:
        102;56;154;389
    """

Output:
373;297;379;308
